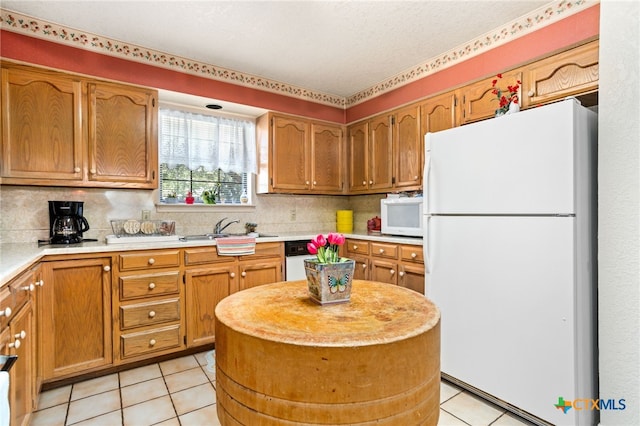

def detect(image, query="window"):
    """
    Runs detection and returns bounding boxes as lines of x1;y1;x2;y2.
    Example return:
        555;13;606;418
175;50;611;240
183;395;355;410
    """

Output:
159;108;256;204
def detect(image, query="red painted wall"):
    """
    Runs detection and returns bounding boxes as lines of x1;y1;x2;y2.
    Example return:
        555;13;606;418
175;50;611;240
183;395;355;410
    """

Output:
1;5;598;125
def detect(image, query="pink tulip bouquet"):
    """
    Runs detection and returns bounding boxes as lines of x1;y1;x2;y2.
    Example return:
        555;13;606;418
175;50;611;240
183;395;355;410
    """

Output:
307;232;346;264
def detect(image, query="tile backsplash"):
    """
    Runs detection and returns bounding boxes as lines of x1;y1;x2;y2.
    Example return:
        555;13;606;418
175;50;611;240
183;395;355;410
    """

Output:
0;185;385;243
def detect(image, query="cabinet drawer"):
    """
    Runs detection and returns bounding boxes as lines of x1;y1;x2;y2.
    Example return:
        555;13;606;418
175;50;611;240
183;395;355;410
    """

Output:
119;272;180;300
184;247;227;266
239;242;283;260
345;239;370;257
0;270;35;327
371;242;398;259
121;324;182;358
120;298;181;329
400;245;424;264
119;250;180;271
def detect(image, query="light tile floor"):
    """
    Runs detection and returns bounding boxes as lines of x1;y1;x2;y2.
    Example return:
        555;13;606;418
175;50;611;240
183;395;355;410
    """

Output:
31;350;535;426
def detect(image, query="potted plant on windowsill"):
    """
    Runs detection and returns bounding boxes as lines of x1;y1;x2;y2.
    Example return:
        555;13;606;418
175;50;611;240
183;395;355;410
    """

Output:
202;183;221;204
304;233;355;305
164;191;178;203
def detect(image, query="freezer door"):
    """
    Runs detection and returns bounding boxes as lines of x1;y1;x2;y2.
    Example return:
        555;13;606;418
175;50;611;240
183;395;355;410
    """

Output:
426;100;583;215
426;216;594;426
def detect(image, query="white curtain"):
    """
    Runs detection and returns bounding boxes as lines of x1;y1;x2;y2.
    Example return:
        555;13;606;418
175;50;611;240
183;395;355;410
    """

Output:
159;109;256;174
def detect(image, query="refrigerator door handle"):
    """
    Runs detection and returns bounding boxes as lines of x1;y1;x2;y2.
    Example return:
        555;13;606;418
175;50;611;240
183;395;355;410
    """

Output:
423;214;431;273
424;134;432;215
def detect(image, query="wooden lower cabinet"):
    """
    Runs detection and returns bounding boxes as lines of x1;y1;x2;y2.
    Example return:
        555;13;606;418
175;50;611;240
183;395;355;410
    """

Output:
343;238;424;293
39;257;113;381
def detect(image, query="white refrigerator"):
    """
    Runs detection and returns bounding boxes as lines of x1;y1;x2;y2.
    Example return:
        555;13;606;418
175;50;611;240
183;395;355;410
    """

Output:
423;99;598;426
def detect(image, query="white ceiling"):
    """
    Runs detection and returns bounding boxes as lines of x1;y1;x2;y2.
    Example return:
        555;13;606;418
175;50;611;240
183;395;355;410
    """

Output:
2;0;550;112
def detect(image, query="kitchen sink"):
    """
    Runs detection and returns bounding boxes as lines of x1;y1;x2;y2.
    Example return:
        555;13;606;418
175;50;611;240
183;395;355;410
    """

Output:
180;233;277;241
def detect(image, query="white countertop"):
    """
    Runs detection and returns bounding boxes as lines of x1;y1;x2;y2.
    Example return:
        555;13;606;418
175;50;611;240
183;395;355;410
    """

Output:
0;232;422;287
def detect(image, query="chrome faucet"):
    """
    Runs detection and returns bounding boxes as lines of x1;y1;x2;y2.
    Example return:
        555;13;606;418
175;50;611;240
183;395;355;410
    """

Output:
214;217;240;234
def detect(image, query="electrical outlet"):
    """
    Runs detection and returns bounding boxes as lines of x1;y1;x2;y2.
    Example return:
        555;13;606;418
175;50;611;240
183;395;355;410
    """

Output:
289;208;296;221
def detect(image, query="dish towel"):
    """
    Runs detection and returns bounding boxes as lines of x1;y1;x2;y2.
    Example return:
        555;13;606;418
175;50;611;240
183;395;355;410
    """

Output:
215;236;256;256
0;371;9;426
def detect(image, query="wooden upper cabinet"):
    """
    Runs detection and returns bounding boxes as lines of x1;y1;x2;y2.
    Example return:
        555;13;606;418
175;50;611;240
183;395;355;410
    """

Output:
393;105;421;189
0;62;158;189
420;91;457;136
256;112;344;194
369;115;393;190
1;66;83;182
88;82;158;188
522;40;599;108
271;115;309;191
310;123;343;192
347;121;369;193
459;70;523;125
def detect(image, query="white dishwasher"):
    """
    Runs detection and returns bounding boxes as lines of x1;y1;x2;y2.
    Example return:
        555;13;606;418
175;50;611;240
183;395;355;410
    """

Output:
284;240;312;281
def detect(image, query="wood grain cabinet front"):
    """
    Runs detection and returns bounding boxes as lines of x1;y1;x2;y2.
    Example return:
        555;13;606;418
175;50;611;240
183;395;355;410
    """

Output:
0;62;158;188
120;324;182;359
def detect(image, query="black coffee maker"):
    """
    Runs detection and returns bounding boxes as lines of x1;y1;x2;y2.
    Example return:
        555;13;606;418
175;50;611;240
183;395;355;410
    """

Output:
48;201;90;244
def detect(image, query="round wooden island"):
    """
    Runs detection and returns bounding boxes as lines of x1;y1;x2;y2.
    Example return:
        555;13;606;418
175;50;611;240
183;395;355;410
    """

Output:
214;280;441;426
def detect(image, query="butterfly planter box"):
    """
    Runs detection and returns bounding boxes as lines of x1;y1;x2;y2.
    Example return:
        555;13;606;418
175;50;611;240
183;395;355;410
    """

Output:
304;259;355;305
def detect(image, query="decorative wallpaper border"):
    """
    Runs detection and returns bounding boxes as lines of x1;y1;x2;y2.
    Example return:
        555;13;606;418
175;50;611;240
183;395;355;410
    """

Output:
0;1;597;109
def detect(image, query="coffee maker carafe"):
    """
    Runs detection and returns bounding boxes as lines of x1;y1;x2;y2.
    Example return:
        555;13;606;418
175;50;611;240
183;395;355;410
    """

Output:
49;201;90;244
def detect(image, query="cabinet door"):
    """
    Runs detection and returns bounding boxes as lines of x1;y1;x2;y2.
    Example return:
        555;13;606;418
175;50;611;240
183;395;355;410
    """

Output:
460;70;523;124
370;259;398;285
369;115;393;190
420;91;457;136
40;258;112;380
347;121;369;193
185;265;236;347
7;300;35;426
399;263;425;294
239;260;282;291
523;40;599;108
1;66;83;182
271;115;310;191
352;256;369;281
88;82;158;187
310;123;343;193
393;105;421;189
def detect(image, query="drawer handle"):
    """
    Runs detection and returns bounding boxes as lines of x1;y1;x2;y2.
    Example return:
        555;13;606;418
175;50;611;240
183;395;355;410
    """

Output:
9;339;20;349
148;283;156;290
411;252;417;258
353;245;358;250
104;266;111;272
14;330;26;339
0;307;12;317
21;283;35;292
148;311;156;318
390;269;395;275
379;249;384;254
148;258;156;265
230;272;236;278
149;339;157;346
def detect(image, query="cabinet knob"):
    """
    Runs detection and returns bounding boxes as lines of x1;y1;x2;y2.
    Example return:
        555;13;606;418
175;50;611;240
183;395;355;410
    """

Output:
313;181;317;185
74;167;81;173
241;271;247;277
369;180;373;185
148;311;156;318
362;181;366;186
9;339;20;349
36;280;44;287
528;90;535;97
90;168;96;174
379;248;384;254
21;283;35;292
0;307;12;317
411;252;417;259
361;264;367;270
399;271;405;277
149;339;156;346
414;175;418;179
103;265;111;272
305;180;310;185
390;269;395;275
230;272;236;278
148;258;155;265
353;245;358;250
148;283;156;290
14;330;26;339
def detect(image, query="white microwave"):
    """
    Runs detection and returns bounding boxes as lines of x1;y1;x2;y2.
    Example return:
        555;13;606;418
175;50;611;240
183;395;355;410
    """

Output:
380;197;424;237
